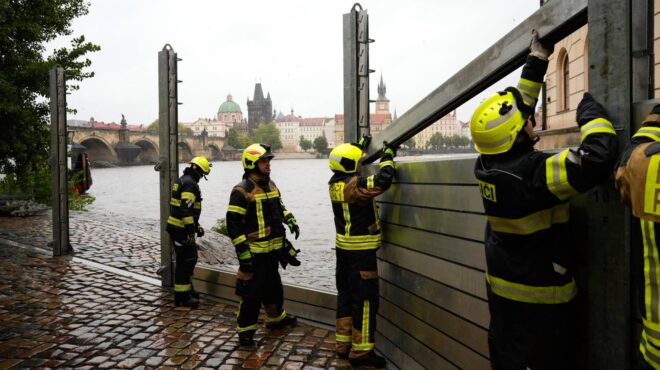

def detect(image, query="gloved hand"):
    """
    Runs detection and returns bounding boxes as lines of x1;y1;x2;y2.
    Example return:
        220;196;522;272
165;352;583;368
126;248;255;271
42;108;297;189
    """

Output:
576;92;610;127
382;142;399;158
357;135;372;150
529;29;553;60
196;226;205;238
286;218;300;240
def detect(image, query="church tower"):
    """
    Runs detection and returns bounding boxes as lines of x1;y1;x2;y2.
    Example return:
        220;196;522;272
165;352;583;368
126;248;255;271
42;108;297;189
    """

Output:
247;83;273;135
375;74;390;114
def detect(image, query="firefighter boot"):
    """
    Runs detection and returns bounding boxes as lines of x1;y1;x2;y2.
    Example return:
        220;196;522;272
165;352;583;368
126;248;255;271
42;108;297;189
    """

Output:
349;352;387;369
266;314;298;329
174;292;199;309
238;330;255;346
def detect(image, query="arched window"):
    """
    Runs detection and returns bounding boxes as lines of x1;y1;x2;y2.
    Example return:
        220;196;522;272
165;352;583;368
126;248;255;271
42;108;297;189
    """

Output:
563;53;570;110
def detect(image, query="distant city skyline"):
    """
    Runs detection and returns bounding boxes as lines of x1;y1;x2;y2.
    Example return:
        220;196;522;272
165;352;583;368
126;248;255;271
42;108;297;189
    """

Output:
48;1;539;125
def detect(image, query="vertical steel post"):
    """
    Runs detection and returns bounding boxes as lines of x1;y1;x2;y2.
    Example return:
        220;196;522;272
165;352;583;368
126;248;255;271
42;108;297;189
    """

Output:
584;0;632;367
49;67;69;257
157;45;179;287
343;3;372;144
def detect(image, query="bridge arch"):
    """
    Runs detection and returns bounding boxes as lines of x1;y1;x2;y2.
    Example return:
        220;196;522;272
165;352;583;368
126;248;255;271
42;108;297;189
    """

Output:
79;137;117;166
208;144;221;160
178;142;193;162
134;138;159;164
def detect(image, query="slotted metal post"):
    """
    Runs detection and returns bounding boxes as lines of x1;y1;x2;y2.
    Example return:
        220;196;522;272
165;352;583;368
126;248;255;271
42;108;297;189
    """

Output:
49;67;70;257
343;3;373;143
157;45;180;287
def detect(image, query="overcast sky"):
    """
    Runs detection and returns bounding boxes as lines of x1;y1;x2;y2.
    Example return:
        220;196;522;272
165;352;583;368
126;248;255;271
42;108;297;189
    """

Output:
51;1;540;125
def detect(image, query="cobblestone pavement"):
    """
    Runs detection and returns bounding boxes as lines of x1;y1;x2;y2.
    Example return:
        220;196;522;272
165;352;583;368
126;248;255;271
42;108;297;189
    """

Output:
0;243;352;369
0;212;336;292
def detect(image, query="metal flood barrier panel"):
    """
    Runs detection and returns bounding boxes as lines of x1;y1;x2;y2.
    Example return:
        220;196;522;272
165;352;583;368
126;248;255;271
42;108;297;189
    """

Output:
370;156;489;370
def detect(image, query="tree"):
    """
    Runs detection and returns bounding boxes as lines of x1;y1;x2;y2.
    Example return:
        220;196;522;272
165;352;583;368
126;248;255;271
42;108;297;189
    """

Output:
299;135;312;152
403;137;416;149
428;133;446;150
226;128;242;149
0;0;100;194
145;119;192;136
313;134;329;154
252;123;282;150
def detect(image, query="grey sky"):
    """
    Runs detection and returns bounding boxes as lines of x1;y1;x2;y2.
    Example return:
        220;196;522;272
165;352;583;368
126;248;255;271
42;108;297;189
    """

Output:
52;1;540;126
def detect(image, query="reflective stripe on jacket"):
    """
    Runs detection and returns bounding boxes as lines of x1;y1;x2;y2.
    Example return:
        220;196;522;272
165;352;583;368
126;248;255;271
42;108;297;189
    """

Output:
474;55;619;304
166;171;201;242
226;173;291;258
329;154;395;251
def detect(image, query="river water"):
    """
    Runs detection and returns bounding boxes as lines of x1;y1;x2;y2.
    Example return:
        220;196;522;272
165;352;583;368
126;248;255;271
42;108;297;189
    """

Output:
88;159;336;252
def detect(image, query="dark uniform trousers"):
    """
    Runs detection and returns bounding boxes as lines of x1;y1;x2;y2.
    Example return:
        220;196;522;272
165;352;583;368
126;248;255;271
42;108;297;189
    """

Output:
174;241;198;292
236;252;285;330
335;248;379;356
487;286;577;370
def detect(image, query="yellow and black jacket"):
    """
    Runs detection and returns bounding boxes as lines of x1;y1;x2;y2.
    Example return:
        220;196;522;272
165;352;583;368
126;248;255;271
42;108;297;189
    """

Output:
166;168;202;242
226;173;294;262
474;55;619;304
329;153;395;251
616;120;660;367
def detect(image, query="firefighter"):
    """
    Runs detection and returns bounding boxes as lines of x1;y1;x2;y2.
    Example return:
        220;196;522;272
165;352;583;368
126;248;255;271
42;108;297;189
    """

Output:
166;156;211;309
615;106;660;369
226;143;299;346
470;30;619;369
328;136;396;368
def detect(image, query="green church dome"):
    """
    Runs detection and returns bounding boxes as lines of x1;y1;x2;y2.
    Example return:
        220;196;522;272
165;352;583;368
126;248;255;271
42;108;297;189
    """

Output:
218;94;242;113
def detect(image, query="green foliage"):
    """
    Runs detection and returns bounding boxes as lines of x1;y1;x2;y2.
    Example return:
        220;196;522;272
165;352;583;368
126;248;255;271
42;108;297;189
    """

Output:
0;0;100;186
226;128;242;149
299;135;312;152
145;119;192;136
212;218;229;236
313;134;328;154
252;123;282;150
239;134;252;149
0;162;95;211
428;133;470;150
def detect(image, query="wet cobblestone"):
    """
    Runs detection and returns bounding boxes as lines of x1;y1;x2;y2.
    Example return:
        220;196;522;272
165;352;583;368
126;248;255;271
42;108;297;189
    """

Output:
0;212;335;291
0;242;352;369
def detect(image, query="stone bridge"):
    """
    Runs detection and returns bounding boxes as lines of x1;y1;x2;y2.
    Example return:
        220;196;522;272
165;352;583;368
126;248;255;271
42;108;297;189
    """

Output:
72;127;227;166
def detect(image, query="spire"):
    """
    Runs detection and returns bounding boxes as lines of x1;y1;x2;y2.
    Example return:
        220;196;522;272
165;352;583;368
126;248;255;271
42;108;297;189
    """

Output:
266;92;271;101
377;73;388;101
253;83;265;102
393;108;398;121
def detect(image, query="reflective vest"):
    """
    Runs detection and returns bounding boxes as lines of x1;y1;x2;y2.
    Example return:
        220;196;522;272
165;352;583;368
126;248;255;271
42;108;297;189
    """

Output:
226;174;291;256
474;54;618;305
166;171;201;242
616;124;660;368
329;157;395;251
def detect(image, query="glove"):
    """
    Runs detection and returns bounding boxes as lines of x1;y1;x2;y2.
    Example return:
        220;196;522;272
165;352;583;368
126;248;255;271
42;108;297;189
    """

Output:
576;92;609;127
239;258;254;273
279;239;301;270
286;218;300;240
196;226;205;238
382;142;399;158
357;135;372;150
529;29;553;60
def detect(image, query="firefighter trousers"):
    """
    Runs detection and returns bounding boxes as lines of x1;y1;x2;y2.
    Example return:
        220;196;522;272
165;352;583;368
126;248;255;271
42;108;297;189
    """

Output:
487;285;577;370
236;252;285;331
173;241;198;293
335;248;379;359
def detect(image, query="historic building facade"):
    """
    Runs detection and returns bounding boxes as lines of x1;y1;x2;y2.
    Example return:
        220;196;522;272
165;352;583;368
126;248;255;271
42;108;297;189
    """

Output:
217;94;243;128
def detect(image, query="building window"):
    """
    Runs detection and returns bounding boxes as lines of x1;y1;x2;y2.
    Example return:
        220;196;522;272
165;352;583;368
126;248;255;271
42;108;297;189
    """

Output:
557;48;570;112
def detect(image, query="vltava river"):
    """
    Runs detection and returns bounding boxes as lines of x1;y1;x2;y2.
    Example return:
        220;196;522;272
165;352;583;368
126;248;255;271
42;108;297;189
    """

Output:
88;159;336;251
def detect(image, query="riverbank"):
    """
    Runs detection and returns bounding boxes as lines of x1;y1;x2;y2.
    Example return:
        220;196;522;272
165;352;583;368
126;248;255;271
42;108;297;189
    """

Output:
0;211;335;292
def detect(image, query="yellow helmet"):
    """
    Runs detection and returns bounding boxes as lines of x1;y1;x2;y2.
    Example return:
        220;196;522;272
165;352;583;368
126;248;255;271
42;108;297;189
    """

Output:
189;156;211;175
470;87;532;155
242;143;274;170
329;143;363;173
